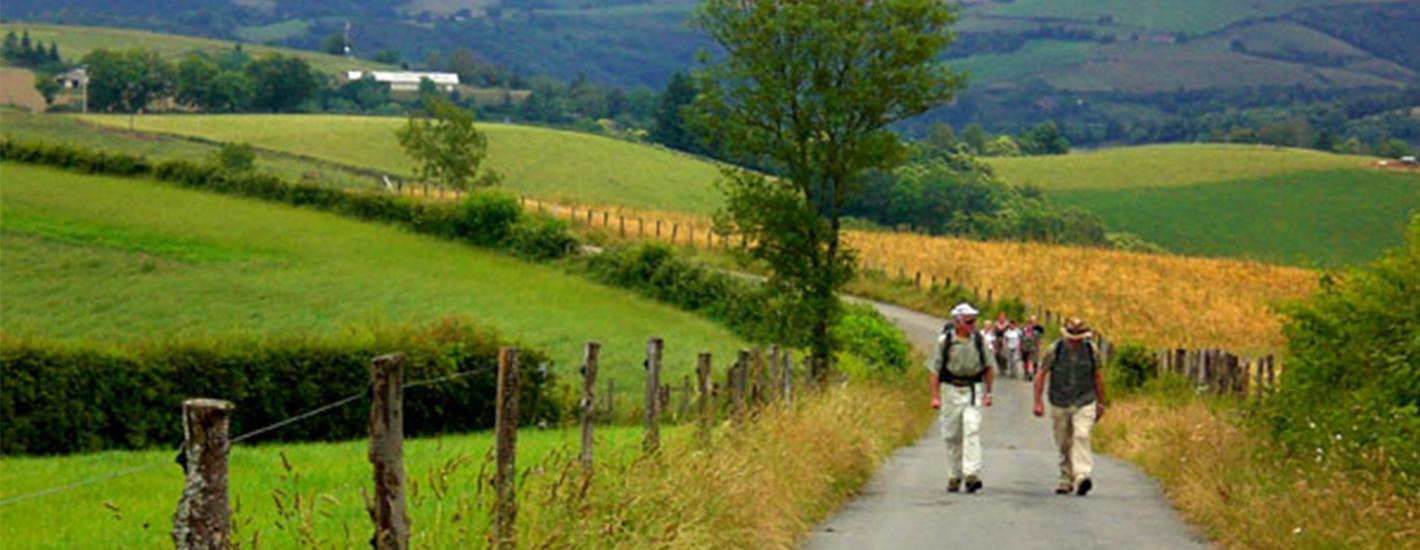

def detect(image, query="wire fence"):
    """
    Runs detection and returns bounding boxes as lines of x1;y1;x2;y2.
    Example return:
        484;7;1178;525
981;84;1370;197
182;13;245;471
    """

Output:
0;364;499;509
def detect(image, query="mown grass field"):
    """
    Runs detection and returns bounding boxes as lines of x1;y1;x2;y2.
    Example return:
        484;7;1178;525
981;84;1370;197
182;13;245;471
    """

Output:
1055;169;1420;266
0;163;746;384
0;22;386;74
79;114;727;214
985;143;1377;191
0;425;650;548
0;111;374;189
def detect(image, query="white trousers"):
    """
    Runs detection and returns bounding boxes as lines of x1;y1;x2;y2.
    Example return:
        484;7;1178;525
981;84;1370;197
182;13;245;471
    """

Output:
1050;403;1096;484
939;382;984;479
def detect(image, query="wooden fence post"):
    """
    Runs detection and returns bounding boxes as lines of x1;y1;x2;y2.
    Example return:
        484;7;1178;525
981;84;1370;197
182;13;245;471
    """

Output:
639;218;645;238
580;342;600;472
679;374;691;421
173;398;235;550
656;220;662;239
781;349;793;405
671;224;679;244
368;353;409;550
619;216;626;237
587;209;594;226
602;211;609;227
767;346;780;403
643;337;664;454
696;352;713;443
731;350;750;417
493;348;519;550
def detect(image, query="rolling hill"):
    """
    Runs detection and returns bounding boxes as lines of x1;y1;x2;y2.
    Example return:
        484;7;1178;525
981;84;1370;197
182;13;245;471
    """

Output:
0;162;746;384
987;144;1420;266
77;113;727;213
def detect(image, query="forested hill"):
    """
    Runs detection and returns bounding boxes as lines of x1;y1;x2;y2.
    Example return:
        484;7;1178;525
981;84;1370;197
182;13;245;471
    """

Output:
4;0;1418;145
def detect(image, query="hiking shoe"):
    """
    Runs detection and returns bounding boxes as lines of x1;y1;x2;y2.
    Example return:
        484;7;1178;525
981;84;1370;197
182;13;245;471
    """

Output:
1055;482;1072;495
965;475;983;493
1076;478;1093;496
946;477;962;493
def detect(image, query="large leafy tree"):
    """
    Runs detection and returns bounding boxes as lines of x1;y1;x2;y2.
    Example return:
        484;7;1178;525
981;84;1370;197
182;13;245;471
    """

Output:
692;0;964;379
245;54;320;112
82;48;173;113
396;96;495;192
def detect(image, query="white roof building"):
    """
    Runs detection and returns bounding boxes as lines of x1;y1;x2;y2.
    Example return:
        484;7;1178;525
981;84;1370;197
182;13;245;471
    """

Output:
343;71;460;92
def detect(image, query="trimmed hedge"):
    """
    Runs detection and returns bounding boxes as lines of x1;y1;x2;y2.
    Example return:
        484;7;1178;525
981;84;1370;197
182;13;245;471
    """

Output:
0;139;576;261
0;318;559;456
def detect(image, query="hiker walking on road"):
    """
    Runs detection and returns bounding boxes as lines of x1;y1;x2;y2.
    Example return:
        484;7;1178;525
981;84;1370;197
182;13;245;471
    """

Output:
1004;322;1022;379
1033;318;1108;496
929;303;997;494
1021;315;1045;381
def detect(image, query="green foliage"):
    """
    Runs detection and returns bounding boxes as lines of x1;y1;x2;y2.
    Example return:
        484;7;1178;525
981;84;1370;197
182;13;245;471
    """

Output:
244;54;320;112
649;71;701;155
454;189;520;247
508;215;577;261
1106;341;1157;391
831;304;911;372
1377;138;1412;159
32;74;61;105
397;96;493;192
693;0;964;377
1271;215;1420;485
0;317;558;455
174;54;252;112
1017;120;1070;155
984;135;1022;157
81;48;173;113
214;142;255;172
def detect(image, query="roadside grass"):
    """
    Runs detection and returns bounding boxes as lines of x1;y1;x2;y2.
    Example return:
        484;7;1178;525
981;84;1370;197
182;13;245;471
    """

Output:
1054;169;1420;267
0;22;386;73
1095;382;1419;549
0;376;930;549
0;111;376;190
0;163;746;386
985;143;1377;191
78;113;727;214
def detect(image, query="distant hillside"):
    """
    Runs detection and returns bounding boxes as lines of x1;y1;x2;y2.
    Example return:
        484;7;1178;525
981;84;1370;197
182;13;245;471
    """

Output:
0;22;389;74
3;1;1416;146
987;144;1420;266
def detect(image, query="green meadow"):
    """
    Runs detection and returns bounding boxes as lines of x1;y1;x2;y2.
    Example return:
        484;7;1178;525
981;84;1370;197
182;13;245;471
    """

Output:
79;114;727;213
1055;169;1420;266
985;143;1377;191
0;425;660;548
0;163;746;383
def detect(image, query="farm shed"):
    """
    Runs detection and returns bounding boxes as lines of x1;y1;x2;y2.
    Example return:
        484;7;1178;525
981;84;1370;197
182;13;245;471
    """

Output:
341;70;459;92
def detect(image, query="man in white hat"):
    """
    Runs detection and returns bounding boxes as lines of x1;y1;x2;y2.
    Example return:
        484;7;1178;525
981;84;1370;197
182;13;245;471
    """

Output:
928;302;997;493
1033;317;1108;496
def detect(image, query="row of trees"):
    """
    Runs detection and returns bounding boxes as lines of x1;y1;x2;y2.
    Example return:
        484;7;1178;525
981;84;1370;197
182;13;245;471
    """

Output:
2;30;62;71
921;120;1071;157
80;46;329;113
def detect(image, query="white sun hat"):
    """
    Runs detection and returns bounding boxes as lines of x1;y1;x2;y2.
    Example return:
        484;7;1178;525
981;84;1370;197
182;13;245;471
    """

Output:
950;303;979;319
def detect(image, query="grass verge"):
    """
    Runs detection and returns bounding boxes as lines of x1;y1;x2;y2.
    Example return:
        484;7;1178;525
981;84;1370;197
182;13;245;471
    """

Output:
1095;381;1419;549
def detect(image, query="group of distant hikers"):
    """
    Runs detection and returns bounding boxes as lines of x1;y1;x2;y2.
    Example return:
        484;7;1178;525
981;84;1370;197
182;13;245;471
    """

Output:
928;303;1106;496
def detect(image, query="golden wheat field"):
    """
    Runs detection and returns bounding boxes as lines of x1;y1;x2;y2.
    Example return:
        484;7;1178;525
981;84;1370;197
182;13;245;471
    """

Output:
845;231;1318;354
433;191;1316;354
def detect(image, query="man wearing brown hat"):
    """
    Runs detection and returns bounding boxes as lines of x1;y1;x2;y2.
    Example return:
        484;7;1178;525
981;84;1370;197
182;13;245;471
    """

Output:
1032;318;1108;496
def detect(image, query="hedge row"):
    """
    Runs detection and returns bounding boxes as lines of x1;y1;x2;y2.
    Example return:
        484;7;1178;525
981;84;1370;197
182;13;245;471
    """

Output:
0;139;576;261
0;318;559;456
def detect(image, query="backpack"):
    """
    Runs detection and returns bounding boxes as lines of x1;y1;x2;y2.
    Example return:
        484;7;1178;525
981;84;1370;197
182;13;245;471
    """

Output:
938;330;989;383
1051;340;1097;371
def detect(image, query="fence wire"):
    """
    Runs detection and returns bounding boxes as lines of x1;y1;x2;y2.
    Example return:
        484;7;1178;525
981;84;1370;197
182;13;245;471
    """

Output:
0;363;500;508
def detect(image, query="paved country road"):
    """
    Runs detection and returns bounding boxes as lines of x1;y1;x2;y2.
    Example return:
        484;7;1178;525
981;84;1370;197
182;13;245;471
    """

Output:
805;300;1210;550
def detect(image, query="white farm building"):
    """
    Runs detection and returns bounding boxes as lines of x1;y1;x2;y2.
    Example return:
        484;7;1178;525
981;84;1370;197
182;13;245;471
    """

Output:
342;71;460;92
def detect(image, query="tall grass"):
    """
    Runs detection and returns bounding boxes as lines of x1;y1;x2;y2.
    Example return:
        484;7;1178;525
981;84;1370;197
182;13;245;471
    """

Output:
1095;383;1419;549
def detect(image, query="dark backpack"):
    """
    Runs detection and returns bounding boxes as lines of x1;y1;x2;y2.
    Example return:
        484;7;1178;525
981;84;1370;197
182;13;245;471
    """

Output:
938;330;989;384
1051;340;1097;371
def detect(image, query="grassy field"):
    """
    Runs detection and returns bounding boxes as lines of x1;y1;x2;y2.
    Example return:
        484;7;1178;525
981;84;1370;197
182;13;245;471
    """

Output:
977;0;1366;35
0;111;376;189
0;425;649;548
78;114;727;214
1055;170;1420;266
0;23;386;74
985;143;1378;190
0;163;745;384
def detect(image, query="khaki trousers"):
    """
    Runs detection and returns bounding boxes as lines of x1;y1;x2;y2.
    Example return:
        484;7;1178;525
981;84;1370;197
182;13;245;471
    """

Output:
1050;402;1096;484
939;383;984;479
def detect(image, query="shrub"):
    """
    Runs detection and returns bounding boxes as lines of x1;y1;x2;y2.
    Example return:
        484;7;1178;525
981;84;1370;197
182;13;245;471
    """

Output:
1270;215;1420;485
832;304;911;372
1107;341;1157;391
215;142;255;172
456;189;522;246
0;317;560;455
508;214;577;260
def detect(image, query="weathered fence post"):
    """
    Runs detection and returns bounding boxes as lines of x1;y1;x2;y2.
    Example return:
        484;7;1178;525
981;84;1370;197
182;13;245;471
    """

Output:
639;218;645;238
619;215;626;237
493;348;520;550
781;349;793;405
731;350;750;417
696;352;713;442
643;337;664;454
368;353;409;550
655;220;662;239
602;211;609;227
580;342;600;472
173;398;235;550
671;224;679;244
750;347;764;406
679;374;691;421
767;345;780;403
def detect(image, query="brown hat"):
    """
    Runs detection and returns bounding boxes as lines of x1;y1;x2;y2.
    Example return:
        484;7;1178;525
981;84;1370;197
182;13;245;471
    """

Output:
1063;318;1092;340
